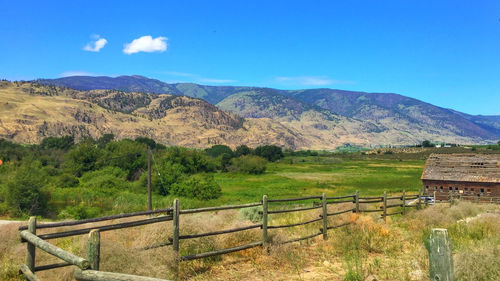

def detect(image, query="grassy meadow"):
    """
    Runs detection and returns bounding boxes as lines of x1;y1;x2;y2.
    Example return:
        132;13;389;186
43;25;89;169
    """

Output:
213;157;424;205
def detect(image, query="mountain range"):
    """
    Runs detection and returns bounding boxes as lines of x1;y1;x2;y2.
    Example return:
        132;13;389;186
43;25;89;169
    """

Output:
0;75;497;149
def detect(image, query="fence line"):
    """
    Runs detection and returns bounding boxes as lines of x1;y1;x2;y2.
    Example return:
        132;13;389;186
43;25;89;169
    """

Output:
19;190;431;280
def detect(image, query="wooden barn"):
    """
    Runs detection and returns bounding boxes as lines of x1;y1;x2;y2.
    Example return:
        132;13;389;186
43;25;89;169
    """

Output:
421;153;500;201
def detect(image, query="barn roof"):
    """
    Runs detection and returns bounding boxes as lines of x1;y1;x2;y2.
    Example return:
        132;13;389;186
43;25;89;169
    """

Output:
421;153;500;183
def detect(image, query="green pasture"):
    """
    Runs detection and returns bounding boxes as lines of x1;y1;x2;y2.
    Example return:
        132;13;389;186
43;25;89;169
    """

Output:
212;157;425;205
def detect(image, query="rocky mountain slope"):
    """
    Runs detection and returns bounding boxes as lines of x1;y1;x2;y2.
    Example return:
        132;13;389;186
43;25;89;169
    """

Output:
36;75;500;145
4;76;499;148
0;81;308;148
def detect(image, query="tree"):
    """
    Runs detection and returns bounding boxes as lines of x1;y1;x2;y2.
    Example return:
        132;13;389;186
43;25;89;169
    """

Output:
65;139;101;177
97;133;115;148
422;140;434;148
205;145;233;158
231;155;267;174
235;145;252;157
253;145;284;162
40;136;74;150
6;161;49;216
498;140;500;146
135;136;157;149
102;140;147;180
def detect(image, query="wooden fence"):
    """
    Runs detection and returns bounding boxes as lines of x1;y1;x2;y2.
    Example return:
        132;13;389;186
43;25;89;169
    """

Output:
18;190;423;280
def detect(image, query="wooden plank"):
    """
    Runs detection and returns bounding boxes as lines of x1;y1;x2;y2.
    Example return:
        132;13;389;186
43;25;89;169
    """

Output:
180;241;263;261
87;230;100;270
325;222;351;230
26;217;36;273
268;217;322;229
19;208;173;230
402;190;406;215
267;195;322;202
19;231;90;269
179;224;262;239
321;193;328;240
383;191;387;223
428;228;454;281
141;241;173;251
354;191;359;213
34;262;71;272
358;209;383;213
262;195;268;249
179;202;261;214
359;196;383;200
37;216;173;240
323;208;354;216
20;264;41;281
326;199;355;204
74;269;171;281
279;232;323;245
358;199;383;203
326;194;355;200
267;205;321;214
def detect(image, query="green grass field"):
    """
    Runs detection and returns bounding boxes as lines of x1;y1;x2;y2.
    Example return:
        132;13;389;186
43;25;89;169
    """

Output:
211;157;424;205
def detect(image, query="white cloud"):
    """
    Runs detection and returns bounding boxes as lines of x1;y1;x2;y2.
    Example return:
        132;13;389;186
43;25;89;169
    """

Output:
123;36;167;54
60;71;96;77
274;76;354;87
83;36;108;52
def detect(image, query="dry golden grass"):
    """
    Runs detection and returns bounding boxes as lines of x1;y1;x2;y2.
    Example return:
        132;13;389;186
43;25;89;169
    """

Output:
1;201;499;281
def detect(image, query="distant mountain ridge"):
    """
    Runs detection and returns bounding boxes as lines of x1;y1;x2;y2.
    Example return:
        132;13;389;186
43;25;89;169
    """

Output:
28;75;500;146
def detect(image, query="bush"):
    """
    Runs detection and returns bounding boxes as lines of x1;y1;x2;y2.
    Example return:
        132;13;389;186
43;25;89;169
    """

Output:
205;145;233;158
239;206;263;222
231;155;267;174
40;136;74;150
58;204;101;220
65;139;101;177
170;173;221;200
6;161;49;216
234;145;252;157
103;139;147;180
78;167;130;190
253;145;283;162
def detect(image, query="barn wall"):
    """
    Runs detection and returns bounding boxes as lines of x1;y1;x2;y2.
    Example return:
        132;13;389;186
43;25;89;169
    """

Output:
422;179;500;200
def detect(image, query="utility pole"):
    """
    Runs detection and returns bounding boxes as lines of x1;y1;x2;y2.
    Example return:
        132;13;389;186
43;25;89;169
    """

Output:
147;147;152;211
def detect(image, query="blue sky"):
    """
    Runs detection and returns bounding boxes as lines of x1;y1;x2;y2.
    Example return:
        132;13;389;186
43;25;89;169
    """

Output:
1;1;499;115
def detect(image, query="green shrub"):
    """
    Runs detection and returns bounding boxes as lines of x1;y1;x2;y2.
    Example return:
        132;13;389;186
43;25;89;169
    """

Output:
205;144;233;158
56;173;79;188
58;204;101;220
231;155;267;174
234;145;252;157
65;139;101;176
6;161;49;216
253;145;283;162
170;173;221;200
239;206;263;222
79;167;130;190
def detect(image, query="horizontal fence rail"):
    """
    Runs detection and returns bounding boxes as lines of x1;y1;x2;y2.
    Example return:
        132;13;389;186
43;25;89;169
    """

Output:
19;208;173;230
36;215;173;240
19;190;427;280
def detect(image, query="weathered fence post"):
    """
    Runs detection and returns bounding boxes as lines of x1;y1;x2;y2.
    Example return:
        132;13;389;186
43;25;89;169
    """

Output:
26;216;36;273
418;190;422;210
172;198;180;270
433;191;436;203
383;191;387;223
87;230;100;270
262;195;268;252
402;189;406;215
355;190;360;213
428;228;454;281
321;193;328;240
449;190;453;206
